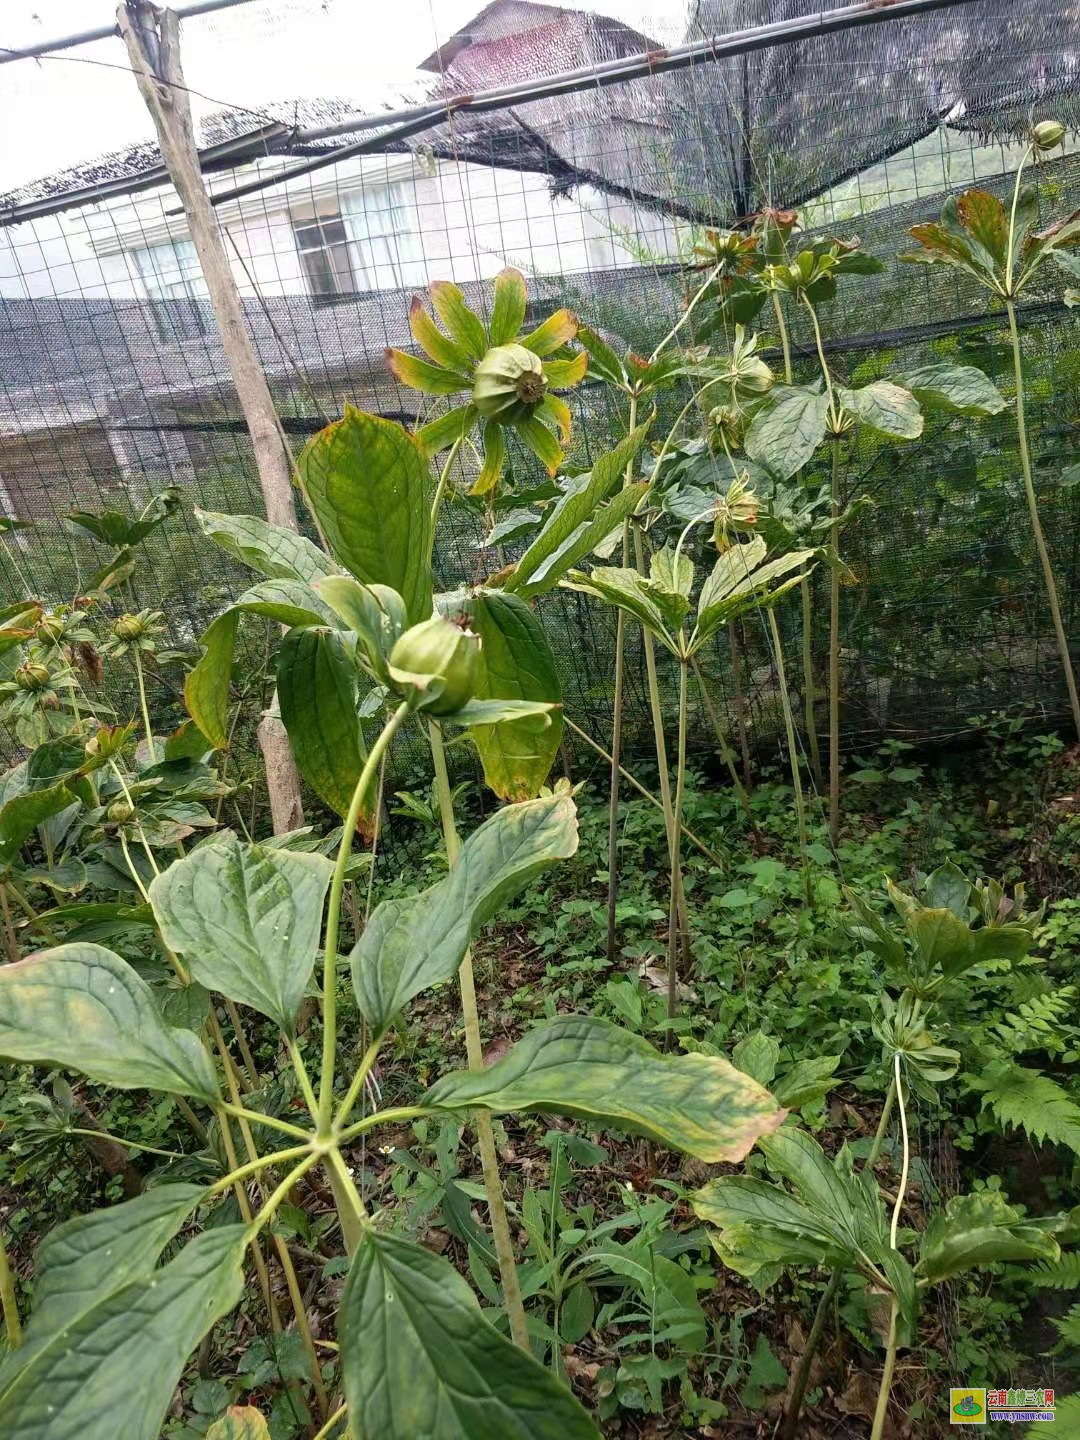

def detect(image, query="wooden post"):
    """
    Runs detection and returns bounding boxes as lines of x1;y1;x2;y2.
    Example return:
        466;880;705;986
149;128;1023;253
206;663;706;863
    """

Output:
118;0;304;832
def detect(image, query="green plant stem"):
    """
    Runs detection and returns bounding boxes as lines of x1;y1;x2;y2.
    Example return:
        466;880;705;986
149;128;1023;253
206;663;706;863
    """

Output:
889;1054;909;1250
63;1127;187;1161
665;659;690;1036
771;290;793;385
768;607;812;906
318;701;410;1135
867;1079;897;1167
310;1403;348;1440
1005;299;1080;738
781;1270;841;1440
689;656;756;834
286;1037;320;1121
4;880;61;946
605;393;637;967
870;1298;900;1440
337;1104;430;1145
727;620;753;792
224;997;260;1091
632;527;695;986
1004;145;1032;299
333;1034;383;1134
827;442;843;846
214;1101;280;1330
564;715;726;867
801;576;824;789
132;648;156;762
648;259;724;363
428;718;530;1351
247;1153;322;1239
429;436;464;556
0;1231;22;1350
0;885;18;963
219;1101;311;1141
324;1147;367;1257
208;1145;314;1196
174;1094;210;1144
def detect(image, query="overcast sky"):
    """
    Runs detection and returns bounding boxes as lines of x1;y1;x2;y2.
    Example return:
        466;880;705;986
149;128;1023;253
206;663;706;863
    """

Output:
0;0;686;195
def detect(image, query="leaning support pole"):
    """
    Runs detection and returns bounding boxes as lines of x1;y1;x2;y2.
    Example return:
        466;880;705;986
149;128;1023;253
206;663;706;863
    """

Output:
118;0;304;832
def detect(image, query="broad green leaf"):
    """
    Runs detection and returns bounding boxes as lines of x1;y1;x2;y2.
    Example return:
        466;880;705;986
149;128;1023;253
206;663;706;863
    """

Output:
694;541;813;647
481;507;541;549
693;1176;850;1272
206;1409;271;1440
508;423;649;595
897;364;1006;417
194;509;335;584
909;907;1033;979
519;416;564;475
277;627;367;818
417;403;478;455
919;1190;1059;1284
576;325;626;387
429;280;489;360
0;1184;204;1384
297;406;434;623
513;482;648;599
489;267;528;346
340;1230;599;1439
732;1031;780;1086
922;860;970;918
466;591;563;800
562;565;676;653
955;188;1010;273
0;780;79;866
449;698;556;727
150;833;332;1034
773;1054;841;1110
745;387;829;479
0;943;219;1100
352;795;578;1029
839;381;923;440
0;1226;245;1440
427;1015;784;1162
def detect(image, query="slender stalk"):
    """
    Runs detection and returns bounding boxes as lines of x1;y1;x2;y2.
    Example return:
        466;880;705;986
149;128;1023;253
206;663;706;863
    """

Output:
0;1231;22;1350
827;442;843;846
889;1054;909;1251
132;649;156;762
63;1127;187;1161
1006;300;1080;737
665;660;690;1038
727;620;753;791
428;719;529;1350
219;1102;311;1142
311;1403;348;1440
867;1079;897;1167
5;880;61;946
771;290;793;386
337;1104;431;1145
605;393;637;966
870;1299;900;1440
247;1154;322;1239
632;528;695;984
318;702;410;1134
224;998;260;1091
768;607;812;906
690;655;756;833
801;577;824;789
871;1055;910;1440
428;436;464;557
780;1271;841;1440
207;1144;314;1196
565;715;727;867
648;259;724;363
333;1034;383;1135
605;604;628;967
0;886;18;964
174;1094;210;1144
286;1037;320;1121
214;1101;279;1329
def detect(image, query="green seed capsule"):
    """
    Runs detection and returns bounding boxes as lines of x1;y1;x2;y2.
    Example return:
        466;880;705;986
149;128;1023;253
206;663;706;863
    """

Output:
472;343;547;424
15;662;50;692
1032;120;1066;152
388;615;481;715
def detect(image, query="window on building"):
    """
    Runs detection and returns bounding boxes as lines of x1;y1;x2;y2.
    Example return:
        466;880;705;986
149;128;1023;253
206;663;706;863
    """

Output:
341;183;426;291
133;238;208;341
293;213;357;299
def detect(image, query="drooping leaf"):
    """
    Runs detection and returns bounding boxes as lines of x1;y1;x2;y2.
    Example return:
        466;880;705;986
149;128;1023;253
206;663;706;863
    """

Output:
0;1184;204;1383
184;610;238;750
427;1015;785;1162
297;406;434;623
839;381;923;440
0;1226;246;1440
352;795;578;1029
955;188;1010;273
194;509;336;584
277;627;368;818
0;780;80;867
896;364;1006;417
339;1230;600;1439
466;591;563;800
489;267;528;346
693;539;813;647
149;833;332;1034
508;423;650;597
576;325;626;387
918;1190;1060;1285
0;943;220;1100
745;386;830;479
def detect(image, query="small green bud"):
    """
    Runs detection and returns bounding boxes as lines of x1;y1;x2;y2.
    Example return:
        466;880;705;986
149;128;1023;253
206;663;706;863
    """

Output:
106;800;135;824
112;614;145;641
472;343;547;424
1031;120;1066;152
388;615;481;715
15;662;50;692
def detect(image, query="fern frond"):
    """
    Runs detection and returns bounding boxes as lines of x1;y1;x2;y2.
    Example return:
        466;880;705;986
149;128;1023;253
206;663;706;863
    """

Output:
1030;1251;1080;1290
990;988;1077;1056
972;1063;1080;1156
1051;1302;1080;1348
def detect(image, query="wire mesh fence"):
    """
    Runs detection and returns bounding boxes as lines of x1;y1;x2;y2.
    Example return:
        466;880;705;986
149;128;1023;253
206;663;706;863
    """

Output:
0;0;1077;777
